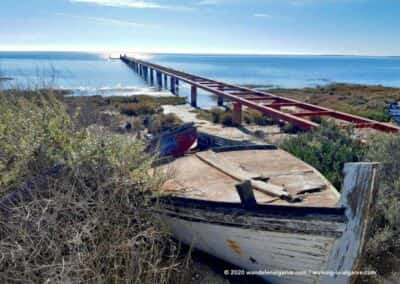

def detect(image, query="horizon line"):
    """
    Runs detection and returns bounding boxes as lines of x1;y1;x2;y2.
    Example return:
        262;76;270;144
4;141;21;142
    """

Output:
0;49;399;58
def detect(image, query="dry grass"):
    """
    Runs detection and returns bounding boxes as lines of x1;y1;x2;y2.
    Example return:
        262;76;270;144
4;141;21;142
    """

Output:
0;90;191;284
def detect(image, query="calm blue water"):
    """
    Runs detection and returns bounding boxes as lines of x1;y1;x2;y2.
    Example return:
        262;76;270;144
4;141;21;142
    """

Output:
1;52;400;108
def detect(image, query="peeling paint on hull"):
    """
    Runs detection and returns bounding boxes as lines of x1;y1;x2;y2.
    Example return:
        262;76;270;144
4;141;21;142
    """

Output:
163;214;335;283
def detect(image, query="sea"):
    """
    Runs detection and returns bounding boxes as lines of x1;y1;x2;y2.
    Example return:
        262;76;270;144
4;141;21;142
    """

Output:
1;51;400;108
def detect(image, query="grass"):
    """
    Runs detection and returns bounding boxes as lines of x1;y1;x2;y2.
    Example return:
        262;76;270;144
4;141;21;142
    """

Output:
0;89;191;283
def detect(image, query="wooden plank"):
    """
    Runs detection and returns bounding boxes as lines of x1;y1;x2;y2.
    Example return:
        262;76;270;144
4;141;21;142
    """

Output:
195;151;289;198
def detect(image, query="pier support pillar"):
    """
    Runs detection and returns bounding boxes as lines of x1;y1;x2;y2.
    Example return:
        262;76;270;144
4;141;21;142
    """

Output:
232;102;242;126
191;85;197;107
156;72;162;90
175;79;180;95
164;74;168;89
217;95;224;106
144;67;148;82
170;77;176;95
150;69;154;85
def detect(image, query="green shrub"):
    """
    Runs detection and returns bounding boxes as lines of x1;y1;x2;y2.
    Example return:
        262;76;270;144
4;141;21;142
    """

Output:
280;121;365;189
220;112;234;126
244;110;276;126
120;101;161;116
362;134;400;278
281;122;304;134
147;113;183;134
195;108;227;124
0;90;190;284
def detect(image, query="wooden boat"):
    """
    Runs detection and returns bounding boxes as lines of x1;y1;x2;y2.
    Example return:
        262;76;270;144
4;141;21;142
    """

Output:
153;143;379;284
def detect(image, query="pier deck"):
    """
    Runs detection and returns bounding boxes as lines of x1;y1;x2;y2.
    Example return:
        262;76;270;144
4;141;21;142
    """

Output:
121;55;400;133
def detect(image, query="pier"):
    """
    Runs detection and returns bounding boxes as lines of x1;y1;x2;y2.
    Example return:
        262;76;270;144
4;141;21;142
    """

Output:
121;55;400;133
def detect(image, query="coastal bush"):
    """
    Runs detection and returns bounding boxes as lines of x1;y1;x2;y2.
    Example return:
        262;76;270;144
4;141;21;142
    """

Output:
146;113;183;134
109;95;186;107
281;122;304;134
197;107;279;127
220;112;234;126
195;108;226;124
117;96;186;117
0;90;191;284
362;134;400;279
244;110;276;126
280;121;365;189
120;101;161;116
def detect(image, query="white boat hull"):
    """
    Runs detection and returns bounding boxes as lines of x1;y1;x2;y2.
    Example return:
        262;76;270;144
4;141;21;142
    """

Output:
157;163;379;284
163;215;336;284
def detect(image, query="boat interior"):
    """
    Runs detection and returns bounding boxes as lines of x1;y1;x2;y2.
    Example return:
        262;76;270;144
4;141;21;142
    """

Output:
156;144;340;207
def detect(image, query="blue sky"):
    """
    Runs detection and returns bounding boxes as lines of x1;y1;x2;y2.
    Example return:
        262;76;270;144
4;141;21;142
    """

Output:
1;0;399;55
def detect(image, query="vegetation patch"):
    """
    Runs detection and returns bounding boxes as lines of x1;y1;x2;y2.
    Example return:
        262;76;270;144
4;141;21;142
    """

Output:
195;107;279;127
0;90;191;283
280;121;365;189
362;134;400;280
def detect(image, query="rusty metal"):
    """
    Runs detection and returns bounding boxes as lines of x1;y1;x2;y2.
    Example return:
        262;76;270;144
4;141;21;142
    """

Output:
121;55;400;133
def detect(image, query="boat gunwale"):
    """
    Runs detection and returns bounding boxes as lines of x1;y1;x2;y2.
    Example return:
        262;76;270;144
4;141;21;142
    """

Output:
157;195;346;221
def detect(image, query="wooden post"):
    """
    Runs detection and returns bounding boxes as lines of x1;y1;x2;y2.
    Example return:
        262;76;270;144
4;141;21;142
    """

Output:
232;102;242;126
170;77;176;95
235;180;257;209
191;85;197;107
217;95;224;106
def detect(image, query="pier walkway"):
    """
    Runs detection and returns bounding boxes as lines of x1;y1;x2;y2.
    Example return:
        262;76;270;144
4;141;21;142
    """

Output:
121;55;400;133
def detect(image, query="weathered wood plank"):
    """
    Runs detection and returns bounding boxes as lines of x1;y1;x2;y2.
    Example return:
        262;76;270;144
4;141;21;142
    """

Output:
196;151;289;198
323;162;379;284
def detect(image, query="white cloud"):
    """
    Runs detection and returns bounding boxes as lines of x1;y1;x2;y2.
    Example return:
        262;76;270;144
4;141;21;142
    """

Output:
69;0;192;10
196;0;223;5
254;13;272;18
57;13;158;28
289;0;363;5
